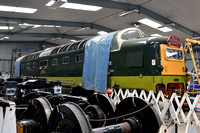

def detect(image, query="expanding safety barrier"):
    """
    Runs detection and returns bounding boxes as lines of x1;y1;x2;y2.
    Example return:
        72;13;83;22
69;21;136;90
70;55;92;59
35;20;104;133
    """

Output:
0;99;16;133
109;89;200;132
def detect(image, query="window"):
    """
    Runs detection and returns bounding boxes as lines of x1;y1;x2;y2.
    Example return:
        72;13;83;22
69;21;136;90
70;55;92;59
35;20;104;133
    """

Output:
26;62;32;69
22;63;25;69
166;48;183;60
78;39;88;49
62;56;69;64
51;47;60;55
39;60;48;68
52;58;58;65
75;54;84;63
33;62;38;69
121;30;140;40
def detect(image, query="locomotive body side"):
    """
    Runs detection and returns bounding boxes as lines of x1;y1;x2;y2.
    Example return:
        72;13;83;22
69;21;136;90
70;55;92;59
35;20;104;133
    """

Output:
17;28;188;94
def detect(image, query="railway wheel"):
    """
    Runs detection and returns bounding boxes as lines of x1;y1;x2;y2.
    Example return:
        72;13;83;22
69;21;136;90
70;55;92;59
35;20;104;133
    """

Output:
88;94;115;118
25;97;52;133
115;97;162;133
48;102;91;133
84;105;106;128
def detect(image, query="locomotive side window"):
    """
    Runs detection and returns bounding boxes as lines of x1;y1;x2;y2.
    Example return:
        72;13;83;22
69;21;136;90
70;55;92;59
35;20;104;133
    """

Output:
26;62;32;69
75;54;84;63
22;63;25;69
62;56;69;64
121;30;140;40
127;51;143;67
33;62;38;69
166;48;183;60
39;60;48;69
52;58;58;66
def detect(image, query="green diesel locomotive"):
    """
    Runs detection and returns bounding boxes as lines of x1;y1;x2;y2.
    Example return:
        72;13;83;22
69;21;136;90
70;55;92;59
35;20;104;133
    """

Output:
15;28;188;94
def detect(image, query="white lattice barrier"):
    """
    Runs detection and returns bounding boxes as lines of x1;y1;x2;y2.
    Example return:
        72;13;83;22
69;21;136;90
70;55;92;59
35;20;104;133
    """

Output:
109;89;200;127
0;100;16;133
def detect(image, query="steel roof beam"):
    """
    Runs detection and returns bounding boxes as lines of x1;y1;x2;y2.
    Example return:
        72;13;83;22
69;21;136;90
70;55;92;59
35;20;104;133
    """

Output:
0;41;60;46
67;0;200;37
0;17;114;32
0;32;83;40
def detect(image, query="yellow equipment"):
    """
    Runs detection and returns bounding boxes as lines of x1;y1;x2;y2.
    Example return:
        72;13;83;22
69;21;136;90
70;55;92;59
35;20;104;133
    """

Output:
184;38;200;85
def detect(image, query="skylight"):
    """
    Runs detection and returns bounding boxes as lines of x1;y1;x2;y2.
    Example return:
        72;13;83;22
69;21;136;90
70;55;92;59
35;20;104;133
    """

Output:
138;18;173;32
46;1;102;11
0;26;14;30
0;5;37;13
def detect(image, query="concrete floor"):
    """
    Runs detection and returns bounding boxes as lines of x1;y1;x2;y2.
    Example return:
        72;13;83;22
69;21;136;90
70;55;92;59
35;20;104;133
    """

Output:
161;112;200;133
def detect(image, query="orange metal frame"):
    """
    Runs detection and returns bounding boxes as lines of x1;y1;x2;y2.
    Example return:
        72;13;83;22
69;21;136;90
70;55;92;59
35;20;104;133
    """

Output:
184;38;200;85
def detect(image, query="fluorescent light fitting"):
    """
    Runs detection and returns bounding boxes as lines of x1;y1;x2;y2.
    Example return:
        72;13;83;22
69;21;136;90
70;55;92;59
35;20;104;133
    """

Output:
19;24;61;28
43;25;61;27
0;5;37;13
0;26;14;30
151;34;162;37
46;1;55;6
60;3;102;11
119;9;139;17
138;18;173;32
70;39;77;42
77;27;90;32
138;18;162;29
0;36;9;40
158;27;173;32
19;23;41;28
98;31;108;35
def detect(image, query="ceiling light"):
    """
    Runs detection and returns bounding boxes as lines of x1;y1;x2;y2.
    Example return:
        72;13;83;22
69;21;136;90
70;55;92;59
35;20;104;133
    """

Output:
0;26;14;30
47;0;67;9
138;18;173;32
70;39;77;42
158;23;175;28
0;36;9;40
98;31;108;35
19;24;61;28
0;5;37;13
158;27;173;32
119;9;139;17
151;34;162;37
46;1;55;6
77;27;90;32
60;3;102;11
33;25;42;28
139;18;162;29
43;25;61;27
19;23;41;28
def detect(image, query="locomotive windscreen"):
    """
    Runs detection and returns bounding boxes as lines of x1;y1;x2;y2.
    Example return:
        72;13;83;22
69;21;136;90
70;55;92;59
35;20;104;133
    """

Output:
166;48;183;60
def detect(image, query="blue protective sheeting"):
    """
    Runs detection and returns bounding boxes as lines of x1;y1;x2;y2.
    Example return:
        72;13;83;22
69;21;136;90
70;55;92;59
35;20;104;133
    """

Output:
15;56;24;77
82;32;116;92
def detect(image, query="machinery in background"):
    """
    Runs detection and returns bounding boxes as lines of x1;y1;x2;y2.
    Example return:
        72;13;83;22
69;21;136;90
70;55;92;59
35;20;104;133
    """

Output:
0;77;161;133
184;38;200;92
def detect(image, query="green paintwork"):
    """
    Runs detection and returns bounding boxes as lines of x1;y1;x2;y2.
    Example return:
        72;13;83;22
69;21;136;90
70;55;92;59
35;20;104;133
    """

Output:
19;32;188;92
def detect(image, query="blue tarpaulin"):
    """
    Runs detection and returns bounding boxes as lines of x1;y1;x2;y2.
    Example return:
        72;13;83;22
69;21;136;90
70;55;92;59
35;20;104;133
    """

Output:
15;56;24;77
82;32;116;92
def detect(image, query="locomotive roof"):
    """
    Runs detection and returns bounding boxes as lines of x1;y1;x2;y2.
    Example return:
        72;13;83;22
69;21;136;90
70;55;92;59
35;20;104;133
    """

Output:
20;28;169;61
